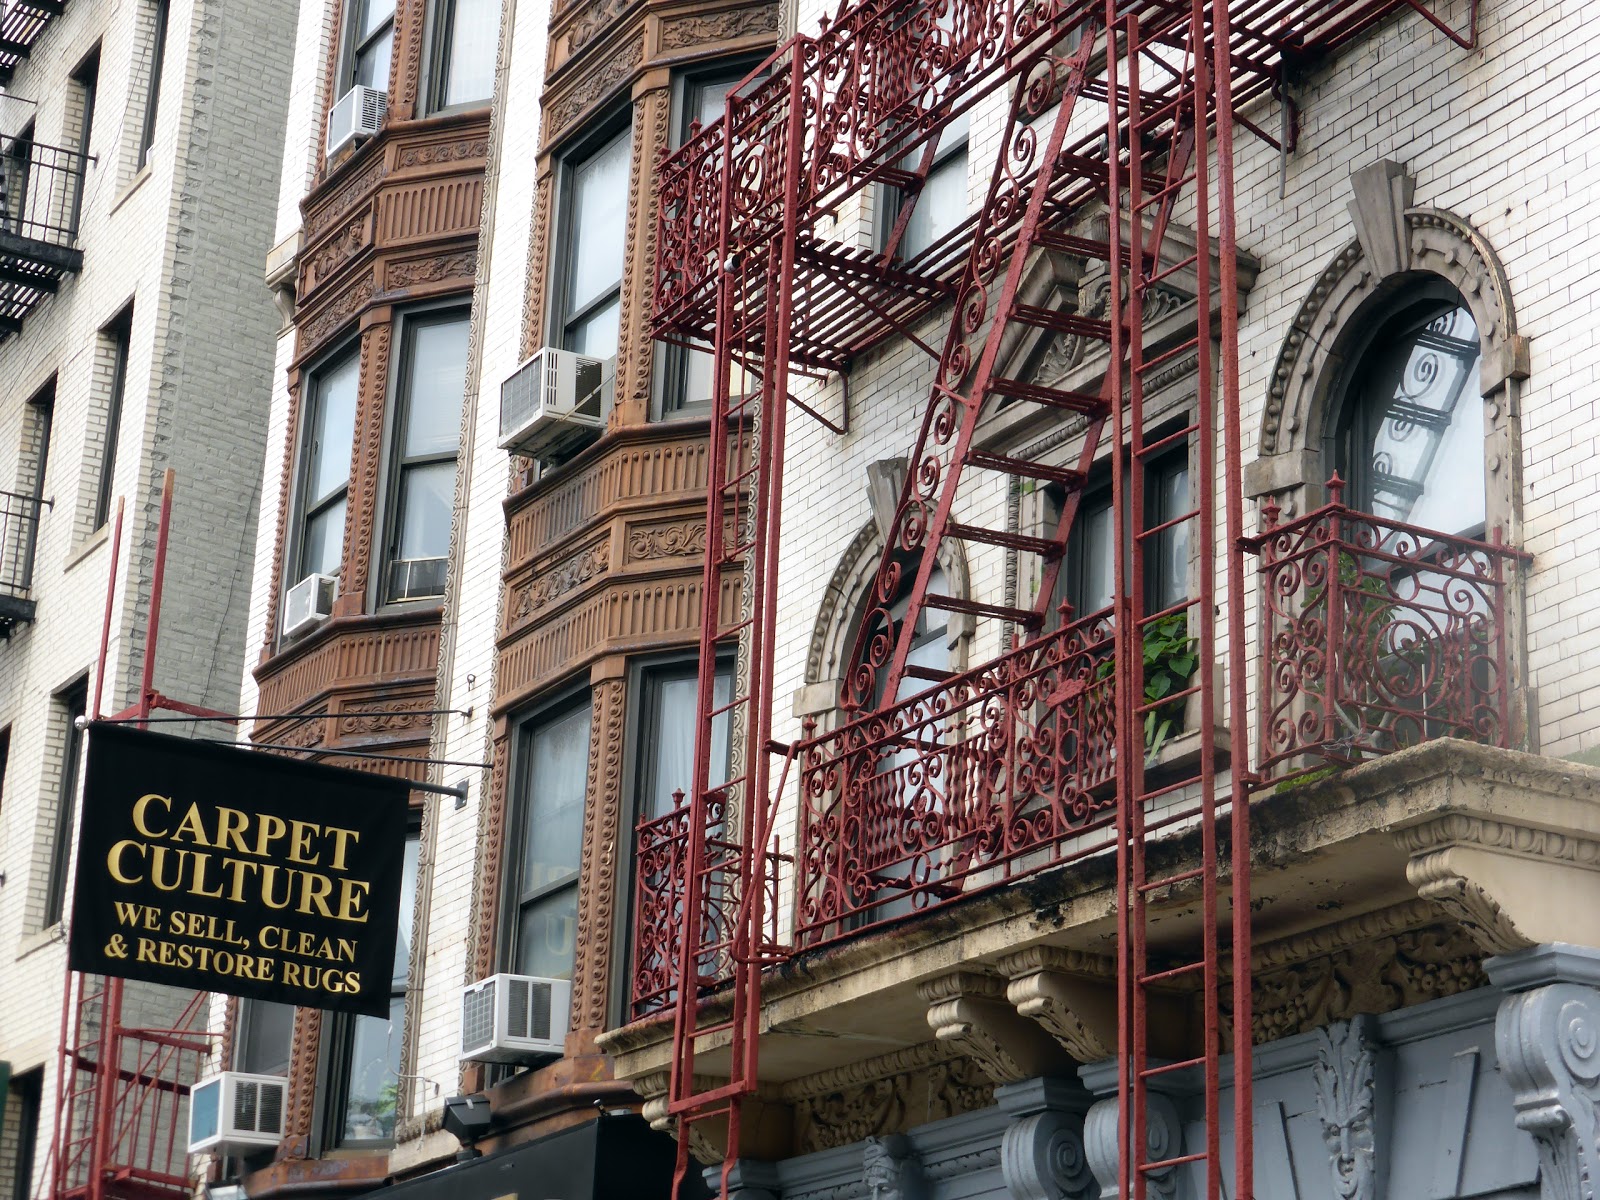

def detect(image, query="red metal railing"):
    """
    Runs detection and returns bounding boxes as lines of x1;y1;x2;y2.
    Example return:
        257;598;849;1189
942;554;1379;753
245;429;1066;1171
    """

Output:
630;791;787;1021
794;609;1119;943
1250;490;1529;774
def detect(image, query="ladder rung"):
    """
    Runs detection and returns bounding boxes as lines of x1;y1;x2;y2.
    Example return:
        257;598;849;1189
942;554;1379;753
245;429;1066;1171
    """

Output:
924;593;1043;627
1140;960;1206;985
1012;303;1114;342
946;521;1063;558
904;663;955;683
877;165;921;189
1140;1151;1209;1172
1139;866;1206;893
1140;1055;1207;1079
966;449;1087;488
989;375;1106;415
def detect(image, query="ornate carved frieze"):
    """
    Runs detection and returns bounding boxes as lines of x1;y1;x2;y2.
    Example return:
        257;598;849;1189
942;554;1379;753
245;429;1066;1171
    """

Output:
784;1042;996;1153
334;694;434;737
509;537;612;622
659;5;780;50
543;32;644;141
1220;901;1486;1047
626;519;706;563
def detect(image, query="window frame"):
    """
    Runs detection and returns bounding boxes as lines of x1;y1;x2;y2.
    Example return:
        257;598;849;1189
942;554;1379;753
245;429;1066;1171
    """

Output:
232;999;295;1076
1324;280;1486;539
287;340;360;600
377;304;470;609
92;307;132;532
658;60;767;420
42;679;89;928
136;0;169;171
877;115;970;264
69;47;100;232
315;824;419;1152
424;0;496;116
338;0;397;97
499;685;593;985
548;116;632;361
3;1067;41;1200
18;378;54;590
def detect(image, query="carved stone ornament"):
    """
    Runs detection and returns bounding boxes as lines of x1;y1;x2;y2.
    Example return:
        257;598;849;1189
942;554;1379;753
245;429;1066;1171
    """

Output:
863;1133;924;1200
659;5;780;52
1398;816;1600;957
1496;980;1600;1200
998;946;1120;1063
1312;1019;1382;1200
998;1078;1097;1200
1082;1090;1183;1200
920;971;1074;1084
786;1042;996;1153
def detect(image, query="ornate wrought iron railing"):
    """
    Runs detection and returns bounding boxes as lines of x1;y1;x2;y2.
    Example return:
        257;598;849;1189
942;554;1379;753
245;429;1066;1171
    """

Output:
793;608;1118;945
1248;491;1529;774
629;790;787;1020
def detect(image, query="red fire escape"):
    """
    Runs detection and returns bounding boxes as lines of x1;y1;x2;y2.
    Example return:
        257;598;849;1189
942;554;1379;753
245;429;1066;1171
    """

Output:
42;480;229;1200
638;1;1499;1197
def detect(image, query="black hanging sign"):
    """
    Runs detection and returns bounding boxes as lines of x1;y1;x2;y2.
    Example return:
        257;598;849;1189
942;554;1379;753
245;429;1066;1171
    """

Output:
68;722;411;1017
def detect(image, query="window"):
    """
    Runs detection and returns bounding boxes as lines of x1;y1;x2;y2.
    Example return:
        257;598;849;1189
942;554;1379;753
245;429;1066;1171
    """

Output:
1059;444;1192;620
69;48;99;230
3;121;34;239
92;307;132;533
322;832;418;1148
43;681;88;928
234;1000;294;1075
8;380;53;594
383;312;467;603
342;0;396;94
882;114;969;262
292;348;359;589
554;127;630;360
1330;293;1484;537
663;68;761;417
0;1068;41;1200
428;0;496;111
632;662;732;828
506;696;591;981
136;1;169;171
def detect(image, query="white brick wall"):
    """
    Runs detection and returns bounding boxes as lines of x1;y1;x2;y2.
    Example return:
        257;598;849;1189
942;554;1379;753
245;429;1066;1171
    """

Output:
0;1;297;1194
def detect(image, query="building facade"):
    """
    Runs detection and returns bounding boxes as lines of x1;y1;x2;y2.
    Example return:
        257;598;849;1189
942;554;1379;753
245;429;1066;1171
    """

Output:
593;0;1600;1198
0;2;296;1198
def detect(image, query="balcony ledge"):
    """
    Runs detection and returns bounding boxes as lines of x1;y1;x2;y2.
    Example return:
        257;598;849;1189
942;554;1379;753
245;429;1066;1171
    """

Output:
600;738;1600;1094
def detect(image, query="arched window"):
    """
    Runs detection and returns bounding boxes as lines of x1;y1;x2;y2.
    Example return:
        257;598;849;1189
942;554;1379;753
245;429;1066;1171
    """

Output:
1326;286;1484;537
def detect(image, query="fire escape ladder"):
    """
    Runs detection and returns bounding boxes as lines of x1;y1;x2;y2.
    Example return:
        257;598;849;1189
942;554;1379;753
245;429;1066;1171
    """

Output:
1104;5;1254;1200
665;58;806;1200
842;30;1109;711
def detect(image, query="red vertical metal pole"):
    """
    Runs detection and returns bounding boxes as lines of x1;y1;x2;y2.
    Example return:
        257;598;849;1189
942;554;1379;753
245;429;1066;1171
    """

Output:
139;469;177;727
92;498;125;721
1208;0;1255;1189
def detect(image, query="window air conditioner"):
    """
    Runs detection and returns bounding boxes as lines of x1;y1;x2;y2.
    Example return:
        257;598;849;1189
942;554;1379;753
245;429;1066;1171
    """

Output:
187;1072;287;1157
326;85;387;158
282;573;336;639
459;973;571;1063
498;347;608;463
387;556;447;602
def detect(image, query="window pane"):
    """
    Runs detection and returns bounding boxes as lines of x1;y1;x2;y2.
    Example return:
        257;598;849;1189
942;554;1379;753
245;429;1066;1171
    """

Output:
403;319;468;456
396;461;454;561
1073;500;1115;617
641;668;731;823
564;133;630;320
515;887;578;980
360;0;395;40
354;29;393;92
567;297;620;360
392;835;420;983
441;0;496;107
692;77;737;131
518;703;591;897
1361;305;1483;533
340;993;403;1143
303;497;346;578
1149;457;1190;612
897;115;968;258
236;1000;294;1076
308;354;358;505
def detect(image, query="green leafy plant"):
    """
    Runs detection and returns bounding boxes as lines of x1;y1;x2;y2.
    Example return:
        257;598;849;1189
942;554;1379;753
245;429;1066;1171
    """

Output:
1093;613;1198;760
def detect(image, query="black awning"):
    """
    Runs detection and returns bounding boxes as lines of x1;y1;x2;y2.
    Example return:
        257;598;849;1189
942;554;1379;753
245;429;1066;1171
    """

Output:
363;1114;695;1200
